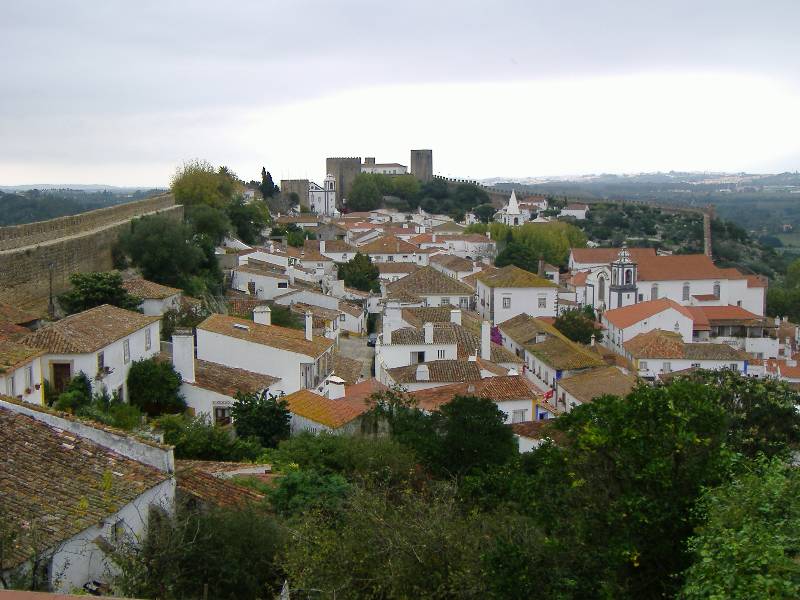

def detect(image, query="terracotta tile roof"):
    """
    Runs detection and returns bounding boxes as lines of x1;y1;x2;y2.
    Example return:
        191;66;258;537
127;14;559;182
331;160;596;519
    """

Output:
376;262;420;274
462;266;498;289
637;254;740;282
289;302;342;323
342;378;386;407
388;322;521;364
498;312;560;346
401;307;481;329
624;329;748;360
558;366;637;404
384;290;423;303
603;298;694;329
385;266;474;296
226;297;269;319
305;239;358;254
570;247;656;264
565;203;588;210
197;313;334;357
0;303;38;325
570;271;589;286
745;274;768;288
176;463;266;508
0;403;168;568
687;305;765;326
432;221;466;232
233;263;289;280
121;278;181;300
409;375;537;411
0;339;44;374
429;254;475;272
409;233;450;245
332;352;364;385
511;420;567;445
22;305;159;354
192;358;279;397
476;265;558;288
284;389;368;429
360;235;426;255
389;325;457;345
692;293;718;301
387;360;483;384
339;302;364;317
0;320;30;340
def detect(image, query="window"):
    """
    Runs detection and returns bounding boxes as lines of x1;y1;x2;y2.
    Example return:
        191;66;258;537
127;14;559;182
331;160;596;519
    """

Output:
663;362;672;373
512;409;527;423
214;406;232;426
278;282;288;289
339;314;346;322
123;339;130;364
440;297;450;306
639;361;648;371
713;281;720;298
388;255;394;262
682;283;690;301
437;349;445;359
538;295;546;309
145;328;152;351
729;363;739;371
9;374;15;397
459;297;469;308
97;351;105;372
651;284;658;300
598;276;606;301
25;366;33;389
691;362;701;368
737;300;742;307
502;297;511;309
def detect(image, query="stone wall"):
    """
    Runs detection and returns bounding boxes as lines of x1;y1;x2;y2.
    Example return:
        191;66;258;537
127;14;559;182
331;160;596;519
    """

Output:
326;157;361;201
0;194;183;312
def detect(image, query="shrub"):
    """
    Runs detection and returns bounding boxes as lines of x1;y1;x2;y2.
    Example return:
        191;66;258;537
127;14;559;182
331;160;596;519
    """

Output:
127;358;185;416
158;414;262;461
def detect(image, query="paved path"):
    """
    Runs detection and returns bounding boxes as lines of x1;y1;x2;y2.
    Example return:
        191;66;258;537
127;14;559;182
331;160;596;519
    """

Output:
338;335;375;379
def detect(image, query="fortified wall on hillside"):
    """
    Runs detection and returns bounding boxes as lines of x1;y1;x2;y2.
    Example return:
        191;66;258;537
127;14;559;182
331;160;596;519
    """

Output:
0;194;183;312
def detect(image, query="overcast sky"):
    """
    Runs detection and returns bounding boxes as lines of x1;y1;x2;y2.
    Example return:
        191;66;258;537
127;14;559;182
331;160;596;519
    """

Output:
2;0;799;186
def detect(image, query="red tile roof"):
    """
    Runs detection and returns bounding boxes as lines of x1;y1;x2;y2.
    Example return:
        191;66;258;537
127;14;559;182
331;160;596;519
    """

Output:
409;375;537;411
603;298;693;329
570;247;656;264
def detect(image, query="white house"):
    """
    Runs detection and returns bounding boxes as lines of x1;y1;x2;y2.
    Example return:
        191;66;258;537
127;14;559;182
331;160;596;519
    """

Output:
384;266;475;309
169;328;280;425
624;329;748;380
22;304;161;402
361;157;407;175
195;312;335;396
555;365;637;412
308;175;337;216
283;379;385;434
602;298;696;356
476;265;559;324
0;397;175;594
360;235;430;266
121;278;182;316
429;254;479;280
0;338;44;405
273;288;366;335
560;203;589;220
494;190;531;226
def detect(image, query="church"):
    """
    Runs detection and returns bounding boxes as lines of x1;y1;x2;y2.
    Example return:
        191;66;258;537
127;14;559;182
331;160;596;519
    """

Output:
493;190;532;226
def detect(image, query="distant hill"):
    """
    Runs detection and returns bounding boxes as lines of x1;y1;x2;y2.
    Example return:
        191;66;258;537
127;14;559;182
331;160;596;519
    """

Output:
0;184;163;192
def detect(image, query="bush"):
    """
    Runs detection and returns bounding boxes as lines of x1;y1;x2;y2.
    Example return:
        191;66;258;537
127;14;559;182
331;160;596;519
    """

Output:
58;271;141;315
158;414;262;461
231;391;291;449
267;469;349;517
127;358;185;416
53;373;93;413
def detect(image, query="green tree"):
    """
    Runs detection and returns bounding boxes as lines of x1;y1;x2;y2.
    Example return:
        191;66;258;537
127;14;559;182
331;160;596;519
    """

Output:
553;308;603;344
185;204;231;245
337;252;380;292
472;203;497;223
682;457;800;599
231;390;290;448
259;167;279;198
347;173;382;212
127;358;185;416
58;271;141;315
267;469;349;517
53;373;93;413
494;241;540;272
225;198;270;245
157;414;263;461
171;159;234;208
785;257;800;289
453;183;490;209
390;174;421;200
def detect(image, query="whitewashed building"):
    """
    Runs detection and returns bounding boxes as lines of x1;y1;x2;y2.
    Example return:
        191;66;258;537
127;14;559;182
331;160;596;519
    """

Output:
0;339;44;405
476;265;559;324
494;190;531;226
308;175;337;216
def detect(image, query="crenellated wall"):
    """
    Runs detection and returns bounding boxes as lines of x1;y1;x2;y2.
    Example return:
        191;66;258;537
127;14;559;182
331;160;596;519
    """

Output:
0;194;183;312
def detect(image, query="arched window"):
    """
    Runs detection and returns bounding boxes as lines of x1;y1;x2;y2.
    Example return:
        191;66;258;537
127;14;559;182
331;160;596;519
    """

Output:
625;269;633;285
598;276;606;301
651;284;658;300
682;282;690;301
513;217;519;226
713;281;720;298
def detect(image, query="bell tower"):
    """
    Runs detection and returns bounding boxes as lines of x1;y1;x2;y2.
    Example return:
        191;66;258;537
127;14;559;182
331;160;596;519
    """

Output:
609;244;637;308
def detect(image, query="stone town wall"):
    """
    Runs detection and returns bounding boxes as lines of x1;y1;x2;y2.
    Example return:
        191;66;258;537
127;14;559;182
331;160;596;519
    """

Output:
0;194;183;311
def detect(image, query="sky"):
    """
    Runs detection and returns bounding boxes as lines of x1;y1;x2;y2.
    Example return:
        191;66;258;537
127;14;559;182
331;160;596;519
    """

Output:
1;0;799;187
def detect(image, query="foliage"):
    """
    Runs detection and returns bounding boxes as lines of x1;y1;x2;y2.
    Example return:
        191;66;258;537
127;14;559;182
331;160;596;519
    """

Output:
472;203;497;223
53;373;93;413
225;198;270;245
553;307;603;344
337;252;380;292
269;223;313;247
184;204;231;245
170;159;238;209
157;414;263;461
160;302;209;341
347;173;382;212
259;166;279;198
127;358;185;416
267;468;349;517
76;388;143;430
387;395;518;477
58;271;141;315
390;174;421;200
467;220;587;267
682;457;800;599
112;504;284;600
117;215;223;297
231;390;290;449
267;303;303;329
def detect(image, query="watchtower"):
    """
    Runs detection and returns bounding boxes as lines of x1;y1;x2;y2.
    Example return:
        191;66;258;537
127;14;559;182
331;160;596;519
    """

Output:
410;149;433;182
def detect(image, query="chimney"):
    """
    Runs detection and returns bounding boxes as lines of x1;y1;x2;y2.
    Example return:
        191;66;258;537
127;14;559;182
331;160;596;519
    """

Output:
507;367;519;377
171;329;195;384
319;240;326;253
382;317;392;345
253;305;271;326
538;257;545;277
432;233;437;243
326;375;345;400
415;364;430;381
287;265;296;285
590;333;596;347
486;231;491;240
305;311;313;341
450;309;462;326
424;322;434;344
481;320;491;361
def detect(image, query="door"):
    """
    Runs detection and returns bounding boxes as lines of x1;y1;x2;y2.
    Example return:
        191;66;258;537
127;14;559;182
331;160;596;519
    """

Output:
52;363;72;393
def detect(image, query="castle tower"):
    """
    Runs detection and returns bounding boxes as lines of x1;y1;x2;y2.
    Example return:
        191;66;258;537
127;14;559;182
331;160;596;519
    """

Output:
609;244;638;309
326;157;361;203
410;149;433;182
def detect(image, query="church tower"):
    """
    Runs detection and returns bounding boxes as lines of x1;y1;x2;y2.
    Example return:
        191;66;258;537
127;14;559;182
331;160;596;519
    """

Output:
609;244;638;308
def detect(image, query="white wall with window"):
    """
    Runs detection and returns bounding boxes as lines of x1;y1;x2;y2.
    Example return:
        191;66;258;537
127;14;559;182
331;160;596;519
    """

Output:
0;356;43;405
